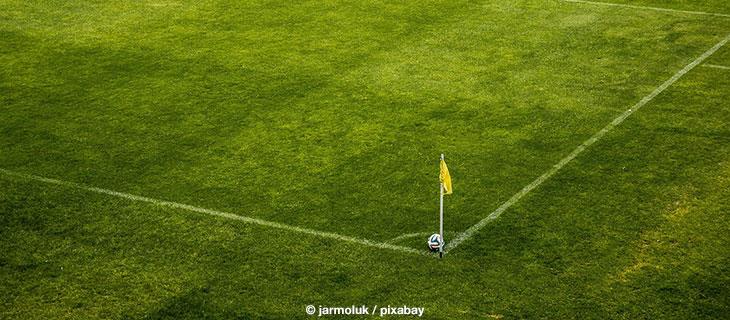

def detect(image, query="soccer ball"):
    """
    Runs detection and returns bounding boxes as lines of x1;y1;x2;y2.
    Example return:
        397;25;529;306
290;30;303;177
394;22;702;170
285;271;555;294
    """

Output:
427;233;443;252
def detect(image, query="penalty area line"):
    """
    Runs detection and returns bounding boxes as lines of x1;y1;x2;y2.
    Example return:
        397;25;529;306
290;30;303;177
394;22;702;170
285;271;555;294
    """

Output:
0;168;423;256
561;0;730;18
446;33;730;253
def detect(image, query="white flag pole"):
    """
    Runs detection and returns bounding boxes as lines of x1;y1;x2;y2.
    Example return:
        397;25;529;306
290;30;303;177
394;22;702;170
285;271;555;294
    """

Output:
439;153;445;258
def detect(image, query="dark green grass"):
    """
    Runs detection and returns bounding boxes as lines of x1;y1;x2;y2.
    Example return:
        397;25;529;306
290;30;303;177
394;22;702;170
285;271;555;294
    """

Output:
2;0;730;318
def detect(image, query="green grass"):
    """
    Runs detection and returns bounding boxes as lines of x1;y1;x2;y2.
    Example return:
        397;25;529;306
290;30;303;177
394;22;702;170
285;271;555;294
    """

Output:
2;0;729;318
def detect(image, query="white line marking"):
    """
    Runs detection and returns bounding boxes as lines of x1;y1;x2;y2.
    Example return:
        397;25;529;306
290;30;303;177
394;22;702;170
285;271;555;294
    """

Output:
702;64;730;70
387;231;463;244
386;232;431;243
561;0;730;18
0;168;423;256
447;33;730;253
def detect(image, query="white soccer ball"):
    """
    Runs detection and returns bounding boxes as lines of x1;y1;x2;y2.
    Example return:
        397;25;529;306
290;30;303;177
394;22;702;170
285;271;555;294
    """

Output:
427;233;443;251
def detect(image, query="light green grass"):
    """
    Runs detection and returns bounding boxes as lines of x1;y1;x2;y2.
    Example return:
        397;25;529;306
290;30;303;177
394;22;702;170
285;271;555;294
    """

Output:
2;0;729;318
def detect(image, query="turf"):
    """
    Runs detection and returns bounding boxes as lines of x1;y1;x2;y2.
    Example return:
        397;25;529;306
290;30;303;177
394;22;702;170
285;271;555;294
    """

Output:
1;0;729;318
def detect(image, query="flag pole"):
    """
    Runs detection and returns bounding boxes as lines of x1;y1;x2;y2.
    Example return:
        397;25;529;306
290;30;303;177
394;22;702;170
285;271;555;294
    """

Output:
439;153;445;259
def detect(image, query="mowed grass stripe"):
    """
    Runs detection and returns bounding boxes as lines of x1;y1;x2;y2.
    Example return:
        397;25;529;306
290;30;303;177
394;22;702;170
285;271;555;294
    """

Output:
447;33;730;252
0;168;423;256
561;0;730;18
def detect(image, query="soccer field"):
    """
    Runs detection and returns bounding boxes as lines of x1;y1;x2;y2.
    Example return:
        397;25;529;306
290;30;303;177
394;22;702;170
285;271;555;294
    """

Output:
1;0;729;318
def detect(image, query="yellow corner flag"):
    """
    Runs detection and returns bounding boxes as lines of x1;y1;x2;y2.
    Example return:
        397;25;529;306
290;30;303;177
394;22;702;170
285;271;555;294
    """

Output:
440;157;453;195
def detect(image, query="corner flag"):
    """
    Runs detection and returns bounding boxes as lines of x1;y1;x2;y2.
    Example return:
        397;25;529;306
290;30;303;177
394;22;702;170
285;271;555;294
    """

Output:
440;157;453;195
438;154;452;258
